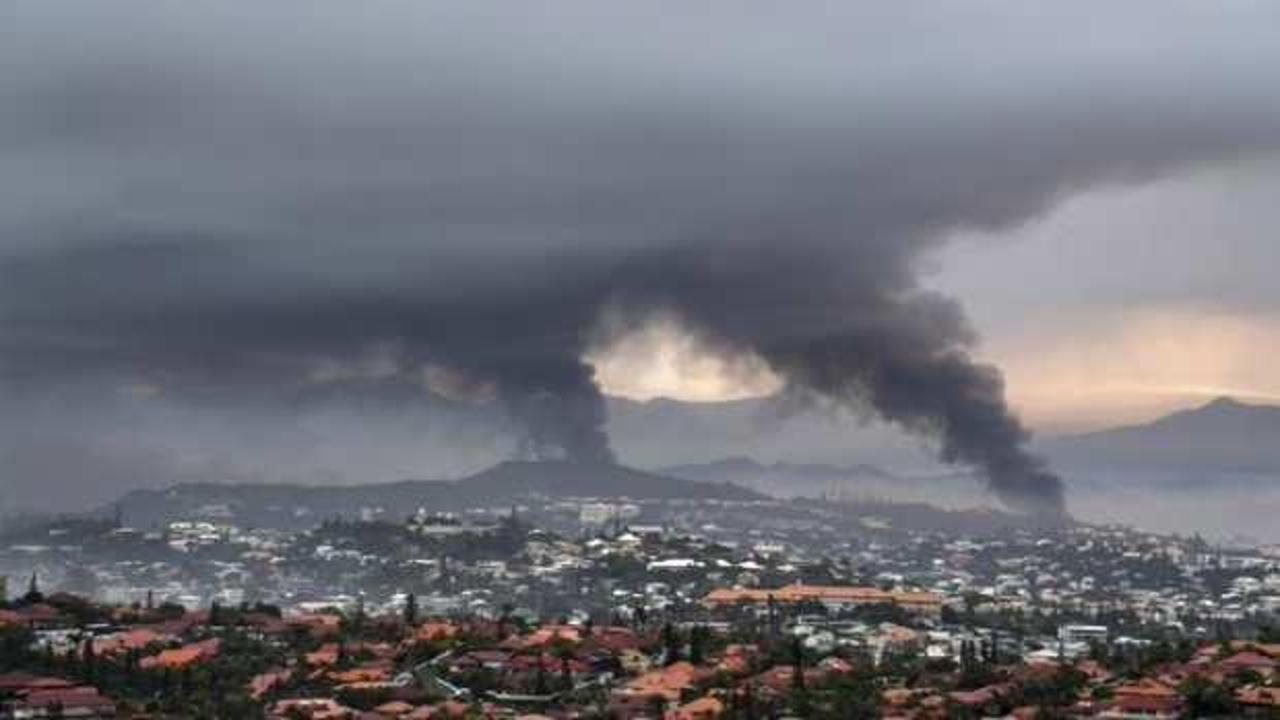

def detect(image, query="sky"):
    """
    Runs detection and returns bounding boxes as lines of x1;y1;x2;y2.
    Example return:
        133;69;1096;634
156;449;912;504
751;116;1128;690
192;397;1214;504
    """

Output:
934;159;1280;430
4;1;1280;512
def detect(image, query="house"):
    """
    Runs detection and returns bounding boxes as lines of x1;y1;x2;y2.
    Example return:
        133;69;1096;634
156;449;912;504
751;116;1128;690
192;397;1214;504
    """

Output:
584;626;643;654
669;694;723;720
714;645;759;676
287;613;344;639
330;665;394;686
447;649;511;675
744;666;824;699
617;649;653;676
373;700;417;717
1218;650;1277;678
518;625;582;650
6;685;117;719
139;638;221;670
240;612;291;638
1102;679;1182;719
268;697;353;719
611;662;704;718
248;669;293;700
0;675;75;695
413;622;459;644
91;629;166;656
1236;685;1280;712
948;684;1012;713
305;643;343;668
10;605;63;629
703;584;942;616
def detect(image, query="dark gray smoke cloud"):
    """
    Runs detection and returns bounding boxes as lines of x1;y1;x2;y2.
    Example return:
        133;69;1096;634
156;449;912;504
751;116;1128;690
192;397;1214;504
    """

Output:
4;1;1280;514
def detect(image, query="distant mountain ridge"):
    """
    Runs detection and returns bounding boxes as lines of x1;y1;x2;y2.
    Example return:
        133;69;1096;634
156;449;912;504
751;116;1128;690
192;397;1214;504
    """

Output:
666;455;898;480
662;455;943;500
462;460;759;501
1042;396;1280;475
110;460;763;529
665;453;896;486
13;391;1280;523
2;386;907;517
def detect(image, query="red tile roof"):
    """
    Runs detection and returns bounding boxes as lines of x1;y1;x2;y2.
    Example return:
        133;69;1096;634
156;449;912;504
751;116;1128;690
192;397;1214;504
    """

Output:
1110;679;1181;715
249;668;293;700
14;686;115;713
615;661;703;703
93;628;167;655
140;638;221;669
672;694;724;720
1219;650;1278;671
0;673;76;692
1237;685;1280;708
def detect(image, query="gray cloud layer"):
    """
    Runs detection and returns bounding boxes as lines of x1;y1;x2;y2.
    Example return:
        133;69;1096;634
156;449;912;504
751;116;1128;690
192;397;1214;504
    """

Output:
4;1;1280;514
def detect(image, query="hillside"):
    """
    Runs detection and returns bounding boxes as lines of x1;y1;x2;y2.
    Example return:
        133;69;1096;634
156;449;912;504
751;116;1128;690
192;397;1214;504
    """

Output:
461;461;758;501
110;460;762;529
1041;397;1280;475
1;388;910;517
662;456;901;498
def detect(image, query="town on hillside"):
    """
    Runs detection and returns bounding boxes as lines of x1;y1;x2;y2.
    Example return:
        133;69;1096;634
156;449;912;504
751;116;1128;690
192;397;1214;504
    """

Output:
2;500;1279;719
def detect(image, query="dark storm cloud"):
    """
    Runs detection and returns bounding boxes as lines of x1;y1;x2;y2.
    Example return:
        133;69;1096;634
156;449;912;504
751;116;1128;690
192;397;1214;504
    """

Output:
4;1;1280;513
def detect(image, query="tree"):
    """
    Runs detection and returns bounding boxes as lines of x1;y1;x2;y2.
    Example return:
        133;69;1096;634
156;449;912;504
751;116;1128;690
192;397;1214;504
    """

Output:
662;623;682;665
344;597;367;639
156;601;186;620
736;682;760;720
879;647;924;684
0;626;35;671
122;649;139;689
534;656;550;695
817;673;881;719
498;603;514;639
403;593;418;626
689;625;707;665
1018;667;1087;711
1180;675;1237;717
559;651;573;690
957;639;997;690
24;571;43;604
789;636;812;718
81;638;97;684
790;636;806;691
252;601;282;618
